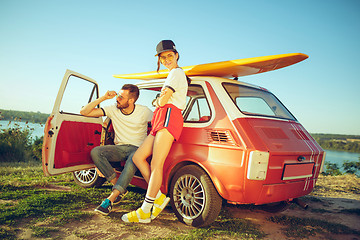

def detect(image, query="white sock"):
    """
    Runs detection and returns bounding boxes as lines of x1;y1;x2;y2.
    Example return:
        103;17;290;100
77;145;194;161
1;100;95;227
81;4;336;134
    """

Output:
155;190;162;199
141;195;155;213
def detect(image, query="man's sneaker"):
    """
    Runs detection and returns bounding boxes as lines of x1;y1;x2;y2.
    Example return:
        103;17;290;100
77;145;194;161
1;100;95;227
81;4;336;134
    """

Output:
151;194;170;220
94;199;112;216
112;190;128;205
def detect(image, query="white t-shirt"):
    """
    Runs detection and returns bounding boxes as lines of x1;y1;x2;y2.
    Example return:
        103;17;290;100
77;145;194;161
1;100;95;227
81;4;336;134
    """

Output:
163;68;188;110
103;104;153;147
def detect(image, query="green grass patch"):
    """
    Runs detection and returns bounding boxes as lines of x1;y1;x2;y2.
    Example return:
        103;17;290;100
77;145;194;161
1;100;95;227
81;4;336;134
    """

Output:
0;161;73;188
1;159;359;239
30;225;59;238
0;226;16;240
152;209;266;240
268;215;360;238
0;162;110;228
0;185;105;226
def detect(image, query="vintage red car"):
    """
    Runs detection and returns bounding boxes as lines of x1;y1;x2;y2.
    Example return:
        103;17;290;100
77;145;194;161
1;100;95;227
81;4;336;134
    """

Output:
42;53;325;227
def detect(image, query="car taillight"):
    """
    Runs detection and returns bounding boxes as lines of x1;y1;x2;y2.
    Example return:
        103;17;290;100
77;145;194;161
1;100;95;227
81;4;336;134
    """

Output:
247;151;270;180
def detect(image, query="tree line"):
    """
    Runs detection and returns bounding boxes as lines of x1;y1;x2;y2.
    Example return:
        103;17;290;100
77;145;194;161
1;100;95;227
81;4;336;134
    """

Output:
311;133;360;153
0;109;49;124
1;109;359;153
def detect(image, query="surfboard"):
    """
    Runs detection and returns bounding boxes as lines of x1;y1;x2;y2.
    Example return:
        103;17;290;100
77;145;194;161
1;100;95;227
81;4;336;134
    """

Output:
113;53;308;80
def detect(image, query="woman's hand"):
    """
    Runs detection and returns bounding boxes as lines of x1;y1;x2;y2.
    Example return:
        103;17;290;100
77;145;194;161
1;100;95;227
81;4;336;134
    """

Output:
157;87;174;107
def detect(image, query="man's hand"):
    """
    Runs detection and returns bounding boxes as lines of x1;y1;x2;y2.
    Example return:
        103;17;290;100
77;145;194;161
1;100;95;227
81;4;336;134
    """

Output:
80;90;117;117
104;90;117;100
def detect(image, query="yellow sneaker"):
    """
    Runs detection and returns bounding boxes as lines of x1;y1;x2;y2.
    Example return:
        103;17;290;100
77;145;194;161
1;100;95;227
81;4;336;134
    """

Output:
151;194;170;220
121;208;151;223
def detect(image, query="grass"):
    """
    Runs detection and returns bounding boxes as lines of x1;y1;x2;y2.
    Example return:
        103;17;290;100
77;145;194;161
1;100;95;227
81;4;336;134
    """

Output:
150;216;266;240
312;174;360;196
0;184;105;225
30;225;59;238
0;161;111;239
1;161;359;239
0;161;268;239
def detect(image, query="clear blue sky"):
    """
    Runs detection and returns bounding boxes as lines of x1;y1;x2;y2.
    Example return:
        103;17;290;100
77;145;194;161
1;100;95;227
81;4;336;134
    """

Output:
0;0;359;135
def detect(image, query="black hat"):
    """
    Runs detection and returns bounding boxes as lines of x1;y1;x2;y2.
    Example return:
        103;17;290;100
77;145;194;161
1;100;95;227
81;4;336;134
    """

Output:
155;40;177;56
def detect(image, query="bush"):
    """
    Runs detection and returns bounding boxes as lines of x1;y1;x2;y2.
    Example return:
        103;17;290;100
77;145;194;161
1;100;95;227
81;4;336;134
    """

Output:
323;159;360;177
31;136;43;161
343;159;360;175
323;162;342;176
0;127;41;162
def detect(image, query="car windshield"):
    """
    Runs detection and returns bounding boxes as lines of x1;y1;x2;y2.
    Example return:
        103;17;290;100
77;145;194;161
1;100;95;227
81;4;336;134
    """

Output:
223;83;296;121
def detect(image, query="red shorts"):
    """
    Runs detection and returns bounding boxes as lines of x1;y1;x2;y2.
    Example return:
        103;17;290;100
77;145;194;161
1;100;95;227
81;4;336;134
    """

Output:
150;104;183;141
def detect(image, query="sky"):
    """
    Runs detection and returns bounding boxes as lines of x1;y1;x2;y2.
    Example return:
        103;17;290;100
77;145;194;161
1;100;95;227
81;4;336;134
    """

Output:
0;0;359;135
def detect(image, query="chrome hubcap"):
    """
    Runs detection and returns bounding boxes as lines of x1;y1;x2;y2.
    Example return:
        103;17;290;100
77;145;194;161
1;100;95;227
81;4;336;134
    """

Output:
74;168;97;184
173;174;205;219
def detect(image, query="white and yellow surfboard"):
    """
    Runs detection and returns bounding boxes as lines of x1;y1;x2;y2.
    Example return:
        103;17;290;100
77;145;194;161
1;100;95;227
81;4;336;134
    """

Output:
113;53;308;80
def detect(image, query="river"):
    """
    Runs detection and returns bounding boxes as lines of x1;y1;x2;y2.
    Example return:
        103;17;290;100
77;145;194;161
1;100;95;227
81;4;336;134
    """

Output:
1;119;359;170
0;120;45;139
324;149;359;171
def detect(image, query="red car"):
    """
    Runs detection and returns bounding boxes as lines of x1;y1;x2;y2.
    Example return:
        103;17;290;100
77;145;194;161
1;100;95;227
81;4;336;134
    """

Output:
42;53;325;227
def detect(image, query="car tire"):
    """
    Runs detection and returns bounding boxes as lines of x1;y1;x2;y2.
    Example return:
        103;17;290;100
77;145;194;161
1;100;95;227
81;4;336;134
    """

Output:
260;201;290;213
169;165;222;227
72;168;106;188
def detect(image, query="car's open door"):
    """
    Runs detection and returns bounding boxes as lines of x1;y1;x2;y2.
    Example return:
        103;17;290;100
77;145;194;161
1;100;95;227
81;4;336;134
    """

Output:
42;70;103;176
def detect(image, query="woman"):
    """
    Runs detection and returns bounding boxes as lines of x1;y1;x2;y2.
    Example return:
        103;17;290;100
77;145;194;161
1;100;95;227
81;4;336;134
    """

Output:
122;40;189;223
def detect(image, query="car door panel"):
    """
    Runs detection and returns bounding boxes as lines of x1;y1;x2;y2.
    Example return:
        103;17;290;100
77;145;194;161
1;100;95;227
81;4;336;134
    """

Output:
54;120;101;168
42;70;103;176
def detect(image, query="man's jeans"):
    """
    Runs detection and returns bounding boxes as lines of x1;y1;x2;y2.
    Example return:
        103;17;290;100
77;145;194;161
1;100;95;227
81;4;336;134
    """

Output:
90;144;138;194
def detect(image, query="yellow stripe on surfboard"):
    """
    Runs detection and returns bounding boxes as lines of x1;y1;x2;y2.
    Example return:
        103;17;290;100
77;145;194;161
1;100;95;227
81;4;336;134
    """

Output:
113;53;308;80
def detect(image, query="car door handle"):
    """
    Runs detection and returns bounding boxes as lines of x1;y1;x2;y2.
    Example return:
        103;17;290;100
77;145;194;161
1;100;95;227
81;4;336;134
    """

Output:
94;130;101;135
87;143;94;146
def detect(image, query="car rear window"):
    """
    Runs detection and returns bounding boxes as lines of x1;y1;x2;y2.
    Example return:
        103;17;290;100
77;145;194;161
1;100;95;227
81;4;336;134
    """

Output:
223;83;296;121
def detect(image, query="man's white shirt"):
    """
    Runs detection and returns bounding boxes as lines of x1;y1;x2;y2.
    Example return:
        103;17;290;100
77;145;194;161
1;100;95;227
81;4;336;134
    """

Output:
103;104;153;147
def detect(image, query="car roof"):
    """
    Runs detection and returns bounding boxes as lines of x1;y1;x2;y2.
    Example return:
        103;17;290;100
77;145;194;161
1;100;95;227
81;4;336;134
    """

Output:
135;76;267;92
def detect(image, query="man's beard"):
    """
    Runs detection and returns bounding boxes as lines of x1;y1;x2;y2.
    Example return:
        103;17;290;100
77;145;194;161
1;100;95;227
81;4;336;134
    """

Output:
117;101;129;110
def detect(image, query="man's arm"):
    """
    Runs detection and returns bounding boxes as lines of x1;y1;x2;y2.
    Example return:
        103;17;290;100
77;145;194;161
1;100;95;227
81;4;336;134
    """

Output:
80;90;117;117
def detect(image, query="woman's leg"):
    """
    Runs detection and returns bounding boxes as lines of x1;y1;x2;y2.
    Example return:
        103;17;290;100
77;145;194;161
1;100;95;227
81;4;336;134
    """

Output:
132;134;155;183
146;128;174;198
122;129;174;223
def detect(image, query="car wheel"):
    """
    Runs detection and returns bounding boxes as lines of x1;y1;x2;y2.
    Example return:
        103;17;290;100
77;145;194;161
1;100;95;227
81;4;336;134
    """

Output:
260;201;290;213
72;168;106;188
169;165;222;227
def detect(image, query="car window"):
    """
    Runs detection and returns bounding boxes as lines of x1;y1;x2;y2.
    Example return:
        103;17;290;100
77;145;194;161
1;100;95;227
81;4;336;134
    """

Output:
223;83;296;120
59;75;98;114
235;97;275;116
138;84;211;123
184;85;211;122
137;88;161;112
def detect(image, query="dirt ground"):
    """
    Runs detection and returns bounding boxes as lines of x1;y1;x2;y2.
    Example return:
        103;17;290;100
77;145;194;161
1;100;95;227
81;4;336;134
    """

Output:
16;186;360;240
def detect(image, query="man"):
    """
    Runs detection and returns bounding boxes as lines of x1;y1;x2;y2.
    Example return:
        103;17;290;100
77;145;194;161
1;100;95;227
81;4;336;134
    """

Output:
80;84;153;215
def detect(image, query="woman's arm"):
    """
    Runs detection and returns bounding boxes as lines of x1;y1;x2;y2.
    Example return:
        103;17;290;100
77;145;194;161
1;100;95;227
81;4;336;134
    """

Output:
156;87;174;107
